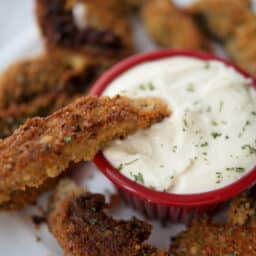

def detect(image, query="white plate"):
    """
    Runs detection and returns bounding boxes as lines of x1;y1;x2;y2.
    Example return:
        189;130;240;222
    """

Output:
0;0;247;254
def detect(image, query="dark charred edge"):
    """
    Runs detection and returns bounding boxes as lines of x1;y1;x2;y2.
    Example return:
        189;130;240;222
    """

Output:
0;64;100;139
36;0;124;56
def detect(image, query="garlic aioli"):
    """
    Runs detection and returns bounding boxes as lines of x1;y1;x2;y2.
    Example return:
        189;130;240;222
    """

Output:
103;57;256;194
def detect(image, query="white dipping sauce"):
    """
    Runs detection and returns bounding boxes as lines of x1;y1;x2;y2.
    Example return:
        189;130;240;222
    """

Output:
103;57;256;194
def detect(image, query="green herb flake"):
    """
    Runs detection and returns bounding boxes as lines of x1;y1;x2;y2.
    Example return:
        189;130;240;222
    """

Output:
216;172;223;184
64;136;73;144
186;84;195;92
211;120;218;126
201;142;208;147
172;145;178;153
252;111;256;116
211;132;222;139
205;63;210;69
117;159;139;171
242;144;256;154
139;82;155;91
206;106;212;112
226;167;245;173
130;172;144;185
219;100;224;112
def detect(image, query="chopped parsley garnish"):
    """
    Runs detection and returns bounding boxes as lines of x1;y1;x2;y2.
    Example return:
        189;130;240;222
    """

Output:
211;132;222;139
130;172;144;184
239;120;251;137
226;167;245;173
252;111;256;116
64;136;73;144
211;120;218;126
206;106;212;112
219;100;224;112
201;142;208;147
183;119;188;128
186;84;195;92
117;159;139;171
242;144;256;154
216;172;223;184
205;63;210;69
139;82;155;91
172;145;178;153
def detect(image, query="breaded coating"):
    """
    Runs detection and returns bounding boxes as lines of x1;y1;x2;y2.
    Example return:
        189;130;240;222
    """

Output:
48;179;167;256
141;0;210;51
125;0;144;10
171;193;256;255
0;55;73;109
0;96;170;208
187;0;253;40
36;0;133;65
226;21;256;77
0;55;100;138
170;218;256;256
228;192;256;226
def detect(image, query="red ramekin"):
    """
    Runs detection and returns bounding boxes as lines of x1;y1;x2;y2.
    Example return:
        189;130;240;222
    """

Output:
90;50;256;221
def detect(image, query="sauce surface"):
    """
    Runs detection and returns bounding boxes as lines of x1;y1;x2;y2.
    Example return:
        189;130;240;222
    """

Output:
103;57;256;194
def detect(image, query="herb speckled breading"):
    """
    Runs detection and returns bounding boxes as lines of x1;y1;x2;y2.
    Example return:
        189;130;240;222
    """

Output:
0;96;169;209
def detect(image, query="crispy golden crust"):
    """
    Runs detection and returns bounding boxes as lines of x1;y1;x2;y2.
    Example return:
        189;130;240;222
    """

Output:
0;96;169;208
170;218;256;256
36;0;133;64
0;55;100;138
0;55;72;109
48;179;167;256
187;0;253;40
171;193;256;255
141;0;210;51
228;192;256;226
226;21;256;77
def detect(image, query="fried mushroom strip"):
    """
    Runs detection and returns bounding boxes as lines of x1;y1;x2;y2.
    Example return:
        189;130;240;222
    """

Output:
0;96;170;209
36;0;133;65
170;193;256;255
0;55;73;109
0;55;100;138
186;0;253;41
170;219;256;255
141;0;210;51
48;179;167;256
226;21;256;77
